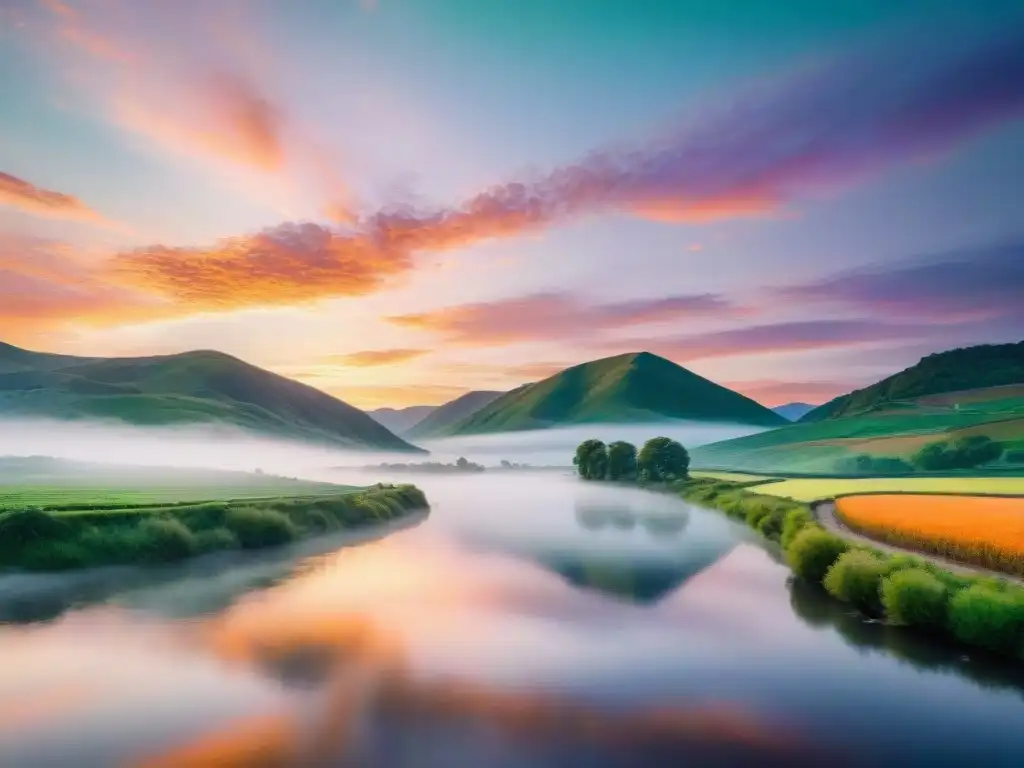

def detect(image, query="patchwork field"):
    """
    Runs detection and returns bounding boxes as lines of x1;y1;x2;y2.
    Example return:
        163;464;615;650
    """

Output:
835;493;1024;576
692;389;1024;474
753;477;1024;502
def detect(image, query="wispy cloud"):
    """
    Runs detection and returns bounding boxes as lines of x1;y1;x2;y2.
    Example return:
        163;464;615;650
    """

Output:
99;24;1024;313
0;233;169;341
776;242;1024;324
388;292;740;345
0;171;103;223
605;319;932;362
326;348;428;366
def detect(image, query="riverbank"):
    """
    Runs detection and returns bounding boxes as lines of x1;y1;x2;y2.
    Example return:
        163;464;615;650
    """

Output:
670;476;1024;660
0;484;429;572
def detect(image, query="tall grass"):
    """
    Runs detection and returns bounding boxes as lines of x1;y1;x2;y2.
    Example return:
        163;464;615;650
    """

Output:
676;476;1024;660
0;484;428;573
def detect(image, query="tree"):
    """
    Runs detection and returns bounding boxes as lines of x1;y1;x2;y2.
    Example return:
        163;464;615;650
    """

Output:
637;437;689;481
573;439;608;480
606;441;638;481
456;456;469;469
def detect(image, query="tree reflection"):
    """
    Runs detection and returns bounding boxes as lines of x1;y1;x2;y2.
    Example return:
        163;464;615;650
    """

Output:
574;501;689;539
788;579;1024;698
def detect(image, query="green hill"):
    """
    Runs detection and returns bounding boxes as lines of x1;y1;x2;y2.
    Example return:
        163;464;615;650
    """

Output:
693;342;1024;473
0;342;422;452
406;390;505;439
802;341;1024;422
428;352;786;437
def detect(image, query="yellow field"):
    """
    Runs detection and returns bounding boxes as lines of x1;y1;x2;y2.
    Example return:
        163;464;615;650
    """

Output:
690;471;777;484
835;494;1024;575
754;477;1024;502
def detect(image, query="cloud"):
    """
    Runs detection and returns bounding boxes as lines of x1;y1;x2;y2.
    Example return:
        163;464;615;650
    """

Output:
113;71;287;174
776;242;1024;324
0;171;102;222
111;222;413;309
96;24;1024;315
327;348;428;367
606;320;932;362
388;292;740;345
0;233;170;341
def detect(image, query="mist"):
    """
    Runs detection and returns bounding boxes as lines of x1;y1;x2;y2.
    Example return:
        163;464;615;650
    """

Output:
0;418;762;481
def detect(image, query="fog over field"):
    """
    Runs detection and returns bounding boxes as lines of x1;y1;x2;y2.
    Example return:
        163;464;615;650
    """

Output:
0;418;764;481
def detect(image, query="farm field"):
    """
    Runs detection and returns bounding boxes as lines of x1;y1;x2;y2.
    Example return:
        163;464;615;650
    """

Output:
0;457;351;510
835;493;1024;576
690;470;779;484
753;476;1024;502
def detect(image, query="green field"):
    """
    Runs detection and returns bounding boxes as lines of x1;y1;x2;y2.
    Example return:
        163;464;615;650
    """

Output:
690;470;780;485
752;476;1024;502
0;457;351;511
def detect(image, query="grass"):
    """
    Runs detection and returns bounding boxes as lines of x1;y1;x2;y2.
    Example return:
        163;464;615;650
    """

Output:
671;475;1024;659
0;484;428;572
751;476;1024;502
690;470;780;485
835;494;1024;576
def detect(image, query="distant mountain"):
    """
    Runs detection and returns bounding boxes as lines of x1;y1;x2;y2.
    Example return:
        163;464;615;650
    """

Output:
406;390;505;439
0;342;422;452
772;402;817;421
429;352;786;436
368;405;437;434
801;341;1024;422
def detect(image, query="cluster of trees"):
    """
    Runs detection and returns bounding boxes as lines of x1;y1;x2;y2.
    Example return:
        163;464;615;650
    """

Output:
911;435;1003;471
573;436;689;482
369;457;485;473
835;455;914;475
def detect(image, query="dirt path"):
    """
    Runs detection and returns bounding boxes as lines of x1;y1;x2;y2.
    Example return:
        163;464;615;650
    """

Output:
813;500;1024;585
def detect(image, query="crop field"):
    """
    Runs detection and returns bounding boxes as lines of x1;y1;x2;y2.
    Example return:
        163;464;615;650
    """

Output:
0;458;352;511
753;476;1024;502
835;493;1024;576
0;481;352;511
690;471;779;485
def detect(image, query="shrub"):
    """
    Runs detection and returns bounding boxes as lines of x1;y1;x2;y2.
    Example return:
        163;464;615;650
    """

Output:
786;527;849;584
193;527;240;553
781;507;813;549
225;507;298;548
823;550;887;614
19;541;90;571
0;509;73;560
947;585;1024;657
134;517;196;562
881;569;948;629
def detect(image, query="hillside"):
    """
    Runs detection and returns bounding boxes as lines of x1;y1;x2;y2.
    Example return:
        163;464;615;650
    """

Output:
0;342;422;452
693;342;1024;473
427;352;786;437
773;402;816;421
369;405;437;434
802;341;1024;422
406;390;505;439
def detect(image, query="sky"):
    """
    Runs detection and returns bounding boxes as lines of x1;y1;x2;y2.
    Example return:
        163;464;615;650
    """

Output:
1;0;1022;410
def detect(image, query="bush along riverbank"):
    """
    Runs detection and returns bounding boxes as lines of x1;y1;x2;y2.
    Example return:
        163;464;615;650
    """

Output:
677;476;1024;660
570;439;1024;660
0;484;428;573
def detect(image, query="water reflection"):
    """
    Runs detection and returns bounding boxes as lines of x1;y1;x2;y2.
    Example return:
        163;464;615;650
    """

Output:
575;500;690;538
1;475;1024;766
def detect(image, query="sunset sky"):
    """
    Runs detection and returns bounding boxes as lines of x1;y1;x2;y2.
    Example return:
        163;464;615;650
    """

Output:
1;0;1022;409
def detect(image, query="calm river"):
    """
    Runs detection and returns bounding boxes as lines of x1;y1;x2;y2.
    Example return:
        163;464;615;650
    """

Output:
1;472;1023;766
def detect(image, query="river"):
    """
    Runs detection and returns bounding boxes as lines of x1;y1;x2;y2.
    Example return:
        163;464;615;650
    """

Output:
1;472;1023;766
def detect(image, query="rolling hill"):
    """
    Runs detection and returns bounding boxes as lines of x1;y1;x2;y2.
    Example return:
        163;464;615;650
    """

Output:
421;352;786;437
368;405;437;434
693;342;1024;473
0;342;422;452
406;390;505;439
801;341;1024;422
